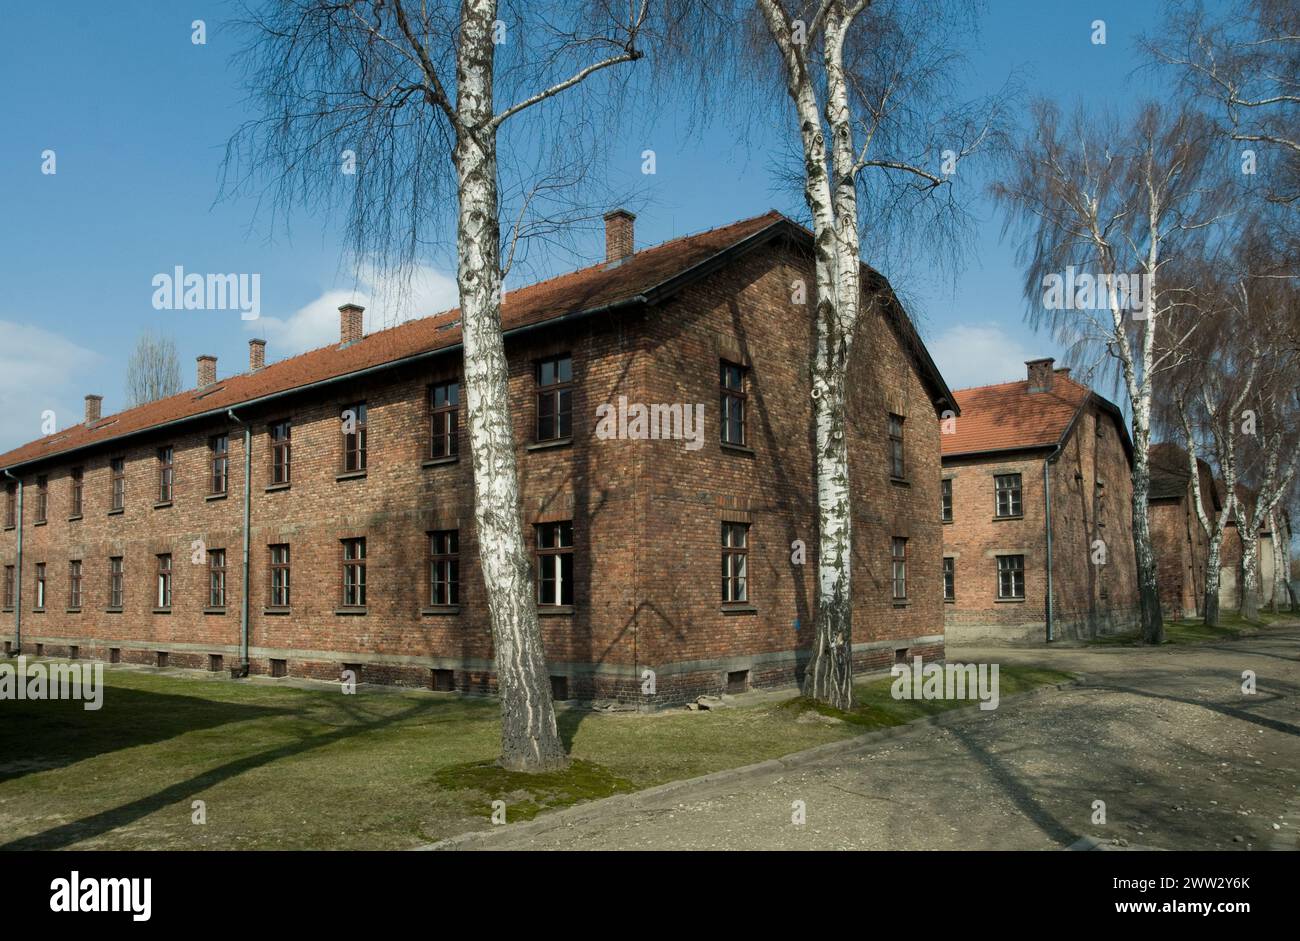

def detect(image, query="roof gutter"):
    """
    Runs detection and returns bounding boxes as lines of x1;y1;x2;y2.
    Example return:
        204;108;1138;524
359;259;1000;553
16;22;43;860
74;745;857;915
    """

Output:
3;470;21;656
0;294;650;476
226;409;252;678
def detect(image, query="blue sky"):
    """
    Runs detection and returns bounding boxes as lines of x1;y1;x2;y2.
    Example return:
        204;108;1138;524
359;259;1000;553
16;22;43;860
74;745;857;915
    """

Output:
0;0;1198;454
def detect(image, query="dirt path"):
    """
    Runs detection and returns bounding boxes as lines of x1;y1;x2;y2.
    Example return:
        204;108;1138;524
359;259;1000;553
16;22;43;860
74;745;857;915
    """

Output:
449;625;1300;850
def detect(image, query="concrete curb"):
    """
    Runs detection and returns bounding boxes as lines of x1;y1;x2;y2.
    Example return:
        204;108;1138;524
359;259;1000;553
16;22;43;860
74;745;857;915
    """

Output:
417;677;1082;851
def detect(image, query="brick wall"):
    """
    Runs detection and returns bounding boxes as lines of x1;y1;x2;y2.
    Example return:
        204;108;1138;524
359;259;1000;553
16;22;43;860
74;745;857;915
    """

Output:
0;238;947;704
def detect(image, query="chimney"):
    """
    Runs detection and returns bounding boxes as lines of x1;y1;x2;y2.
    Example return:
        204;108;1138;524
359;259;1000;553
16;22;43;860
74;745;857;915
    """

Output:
84;394;102;424
249;338;266;371
603;209;636;264
1026;357;1055;393
1054;366;1071;380
197;354;217;388
339;303;365;346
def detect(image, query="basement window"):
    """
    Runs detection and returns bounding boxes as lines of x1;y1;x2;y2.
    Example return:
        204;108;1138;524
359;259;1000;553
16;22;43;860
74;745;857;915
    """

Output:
35;643;45;657
270;658;287;678
431;669;455;692
3;641;11;656
156;651;169;668
209;654;224;673
109;647;121;664
550;675;569;701
726;669;750;694
343;663;362;683
894;647;909;665
69;645;79;660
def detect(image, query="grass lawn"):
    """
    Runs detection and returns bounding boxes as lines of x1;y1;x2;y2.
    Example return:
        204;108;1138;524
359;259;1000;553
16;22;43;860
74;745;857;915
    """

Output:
0;660;1071;850
1088;610;1293;646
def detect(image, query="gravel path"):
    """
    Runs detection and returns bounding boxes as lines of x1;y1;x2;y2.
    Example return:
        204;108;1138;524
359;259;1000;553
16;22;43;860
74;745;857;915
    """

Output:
448;625;1300;850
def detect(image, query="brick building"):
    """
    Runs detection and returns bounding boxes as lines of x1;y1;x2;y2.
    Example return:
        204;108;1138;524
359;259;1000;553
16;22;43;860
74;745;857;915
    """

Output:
940;360;1140;642
1147;442;1221;618
1217;484;1294;611
0;210;956;704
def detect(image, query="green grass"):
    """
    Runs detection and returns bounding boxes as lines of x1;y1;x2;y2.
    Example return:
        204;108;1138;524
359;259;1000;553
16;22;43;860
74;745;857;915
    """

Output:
1088;610;1291;646
0;659;1071;850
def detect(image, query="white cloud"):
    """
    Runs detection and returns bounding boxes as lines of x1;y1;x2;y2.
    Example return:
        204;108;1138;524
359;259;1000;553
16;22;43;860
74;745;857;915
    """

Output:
0;320;102;453
253;264;459;356
929;322;1044;391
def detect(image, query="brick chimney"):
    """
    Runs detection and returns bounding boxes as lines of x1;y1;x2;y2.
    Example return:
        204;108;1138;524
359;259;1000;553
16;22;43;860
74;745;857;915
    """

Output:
603;209;635;264
1026;357;1055;393
339;303;365;346
84;394;102;424
197;354;217;388
249;338;266;371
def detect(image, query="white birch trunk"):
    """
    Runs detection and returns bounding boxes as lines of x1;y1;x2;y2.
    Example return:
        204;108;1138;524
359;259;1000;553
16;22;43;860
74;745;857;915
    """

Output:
455;0;566;771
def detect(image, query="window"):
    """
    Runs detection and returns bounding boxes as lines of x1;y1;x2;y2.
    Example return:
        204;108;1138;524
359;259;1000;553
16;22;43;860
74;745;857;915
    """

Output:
342;404;368;472
35;476;48;523
428;530;459;606
208;549;226;607
536;355;572;441
891;537;908;601
429;381;460;459
269;544;290;607
69;560;82;609
70;467;83;517
271;420;291;484
997;555;1025;600
157;446;174;502
210;434;229;494
888;414;905;478
108;556;124;608
2;565;13;607
720;361;747;446
941;479;953;522
943;557;955;602
995;473;1022;518
4;483;15;527
722;522;749;602
156;554;172;608
342;538;366;607
536;521;573;606
34;562;46;609
110;457;126;510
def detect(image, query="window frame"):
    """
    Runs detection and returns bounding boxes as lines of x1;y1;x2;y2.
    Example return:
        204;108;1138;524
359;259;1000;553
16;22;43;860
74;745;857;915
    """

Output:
209;434;229;495
34;562;46;609
270;420;292;485
941;478;953;522
720;361;748;447
108;556;124;609
110;457;126;511
2;565;14;608
341;404;368;473
535;521;574;607
35;475;48;523
208;549;226;608
269;544;291;608
428;530;460;606
70;467;83;517
994;473;1023;518
721;522;749;603
68;560;82;609
943;557;955;602
341;537;367;608
157;446;174;503
891;537;908;601
535;355;573;442
997;554;1026;600
4;483;16;528
156;554;172;608
888;414;906;479
428;381;460;460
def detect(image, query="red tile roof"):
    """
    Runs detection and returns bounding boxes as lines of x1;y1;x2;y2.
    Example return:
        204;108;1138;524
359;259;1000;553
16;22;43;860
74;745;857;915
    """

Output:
0;211;785;471
941;373;1129;460
1;208;955;471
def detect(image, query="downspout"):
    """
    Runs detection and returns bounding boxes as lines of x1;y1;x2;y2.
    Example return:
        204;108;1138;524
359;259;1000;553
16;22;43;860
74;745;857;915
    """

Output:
227;409;252;677
3;470;21;656
1043;454;1056;643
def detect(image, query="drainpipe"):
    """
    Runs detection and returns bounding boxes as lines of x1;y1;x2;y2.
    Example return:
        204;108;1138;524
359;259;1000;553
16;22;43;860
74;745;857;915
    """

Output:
1043;452;1057;643
227;409;252;677
3;470;21;656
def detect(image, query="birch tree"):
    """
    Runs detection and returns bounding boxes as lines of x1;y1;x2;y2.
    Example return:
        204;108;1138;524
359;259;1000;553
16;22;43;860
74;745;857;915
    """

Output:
993;103;1224;644
125;330;183;407
225;0;667;771
750;0;1008;708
